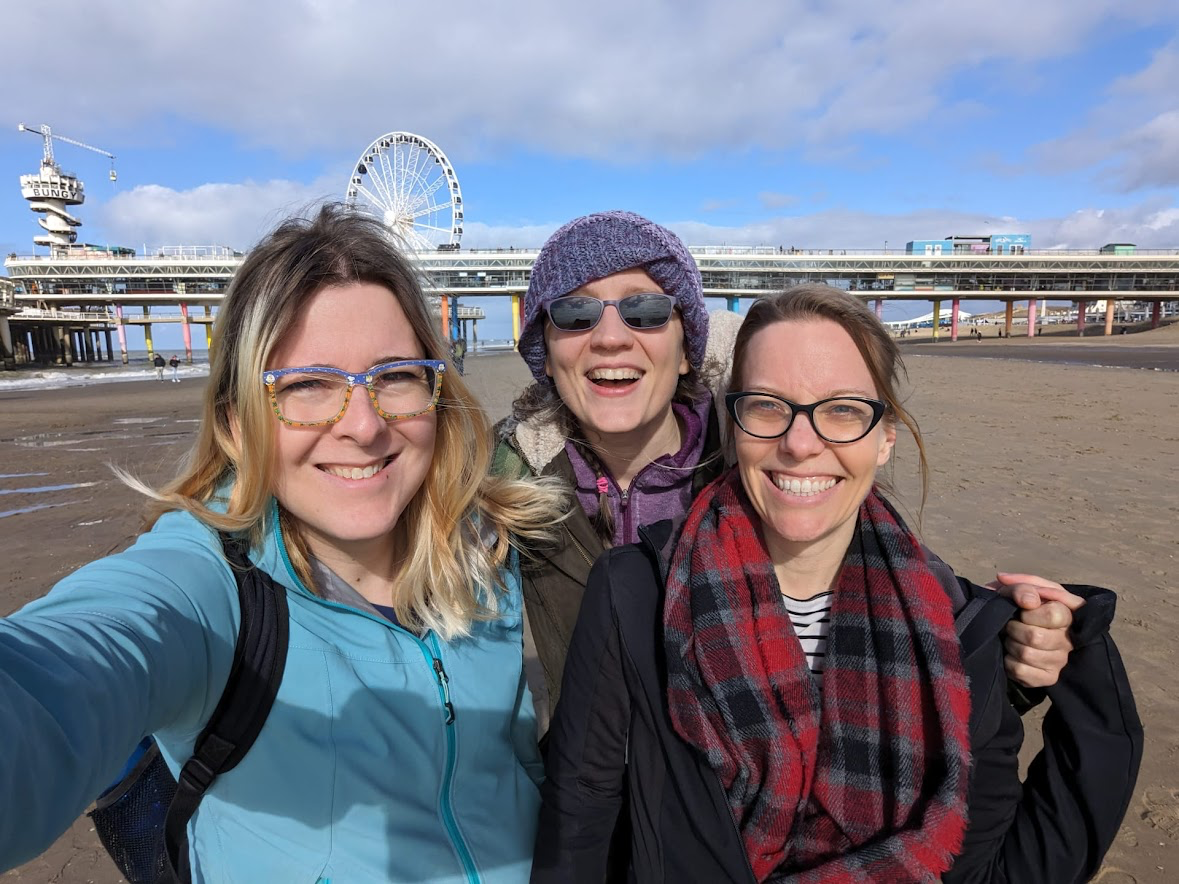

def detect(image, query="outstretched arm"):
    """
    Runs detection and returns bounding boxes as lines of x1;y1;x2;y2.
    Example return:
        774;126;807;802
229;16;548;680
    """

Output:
0;538;236;871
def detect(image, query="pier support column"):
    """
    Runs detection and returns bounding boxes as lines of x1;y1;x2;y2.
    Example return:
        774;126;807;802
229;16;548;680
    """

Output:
874;299;883;319
728;295;740;312
1004;301;1014;338
56;327;70;365
104;329;114;361
1152;300;1162;329
180;302;193;363
1026;299;1037;338
0;317;13;369
1104;300;1115;336
950;299;960;341
439;294;450;341
204;306;213;350
931;299;941;341
511;293;522;348
450;297;460;342
1076;300;1087;336
115;304;129;364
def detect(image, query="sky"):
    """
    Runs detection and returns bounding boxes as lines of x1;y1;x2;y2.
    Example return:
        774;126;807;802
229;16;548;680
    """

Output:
3;0;1179;345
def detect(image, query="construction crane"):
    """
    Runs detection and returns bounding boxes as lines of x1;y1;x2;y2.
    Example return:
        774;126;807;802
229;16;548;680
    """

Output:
18;123;117;181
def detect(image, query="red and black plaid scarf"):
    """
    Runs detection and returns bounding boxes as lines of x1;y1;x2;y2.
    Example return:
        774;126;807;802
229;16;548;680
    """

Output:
664;469;971;882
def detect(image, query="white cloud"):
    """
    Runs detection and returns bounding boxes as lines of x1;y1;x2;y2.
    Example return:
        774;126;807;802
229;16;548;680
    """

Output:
1032;37;1179;190
3;0;1175;163
93;179;336;251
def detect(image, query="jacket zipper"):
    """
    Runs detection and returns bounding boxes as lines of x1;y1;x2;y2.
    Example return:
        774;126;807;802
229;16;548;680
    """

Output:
427;633;479;883
272;514;480;884
565;525;595;568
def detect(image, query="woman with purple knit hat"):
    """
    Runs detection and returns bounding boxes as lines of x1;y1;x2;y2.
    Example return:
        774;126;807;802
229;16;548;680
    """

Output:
494;210;1076;737
494;210;741;727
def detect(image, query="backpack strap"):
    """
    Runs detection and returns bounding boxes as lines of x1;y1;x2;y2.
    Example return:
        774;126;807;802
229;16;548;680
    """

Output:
160;532;290;882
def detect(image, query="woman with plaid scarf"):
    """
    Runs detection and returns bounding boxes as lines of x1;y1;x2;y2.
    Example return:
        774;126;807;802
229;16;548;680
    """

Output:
499;211;1079;739
534;285;1142;883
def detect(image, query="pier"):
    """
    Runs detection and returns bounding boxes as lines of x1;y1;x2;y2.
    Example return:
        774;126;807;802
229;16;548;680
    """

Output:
3;245;1178;368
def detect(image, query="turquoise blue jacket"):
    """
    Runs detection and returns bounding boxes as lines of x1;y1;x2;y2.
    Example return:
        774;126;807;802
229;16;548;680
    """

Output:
0;504;542;883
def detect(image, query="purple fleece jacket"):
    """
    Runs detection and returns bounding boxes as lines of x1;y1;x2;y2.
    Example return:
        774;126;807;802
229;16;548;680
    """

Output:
565;395;713;548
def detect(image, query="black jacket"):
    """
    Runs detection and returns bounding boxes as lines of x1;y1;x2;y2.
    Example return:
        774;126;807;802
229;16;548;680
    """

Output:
534;521;1143;883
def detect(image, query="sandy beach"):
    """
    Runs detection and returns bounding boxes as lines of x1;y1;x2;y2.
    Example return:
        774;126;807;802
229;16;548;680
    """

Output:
3;335;1178;883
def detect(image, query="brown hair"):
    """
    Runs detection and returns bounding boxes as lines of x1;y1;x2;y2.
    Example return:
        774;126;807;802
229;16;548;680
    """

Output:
124;203;563;638
728;284;929;516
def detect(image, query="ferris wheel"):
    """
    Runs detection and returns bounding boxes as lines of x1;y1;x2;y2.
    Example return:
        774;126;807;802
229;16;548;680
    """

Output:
344;132;464;251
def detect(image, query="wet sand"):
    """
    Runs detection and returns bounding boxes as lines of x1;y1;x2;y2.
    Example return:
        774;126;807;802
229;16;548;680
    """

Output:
3;343;1178;883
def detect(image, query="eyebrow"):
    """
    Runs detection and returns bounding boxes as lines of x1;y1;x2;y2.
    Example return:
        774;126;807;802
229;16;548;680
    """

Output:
745;386;877;399
283;356;425;371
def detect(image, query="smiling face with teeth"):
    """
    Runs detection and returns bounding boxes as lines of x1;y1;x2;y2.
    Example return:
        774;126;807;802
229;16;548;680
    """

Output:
265;282;437;573
543;268;689;477
735;318;896;567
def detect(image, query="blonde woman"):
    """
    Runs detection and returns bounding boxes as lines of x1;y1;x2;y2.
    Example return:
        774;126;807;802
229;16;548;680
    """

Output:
0;206;561;883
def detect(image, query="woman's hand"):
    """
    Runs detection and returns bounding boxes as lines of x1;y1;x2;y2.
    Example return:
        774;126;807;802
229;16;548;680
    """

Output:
988;573;1086;688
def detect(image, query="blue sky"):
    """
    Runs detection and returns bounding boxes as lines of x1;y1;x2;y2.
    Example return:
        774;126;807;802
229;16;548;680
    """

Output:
3;0;1178;346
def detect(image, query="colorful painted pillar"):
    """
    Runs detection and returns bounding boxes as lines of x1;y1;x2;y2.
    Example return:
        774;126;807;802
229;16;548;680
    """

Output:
874;299;883;319
450;297;460;342
511;293;522;348
115;304;129;363
1026;299;1037;338
1152;300;1162;329
1104;300;1115;336
727;295;739;312
950;298;960;342
1076;300;1087;335
931;298;941;341
204;305;214;349
1004;301;1014;338
144;305;154;359
180;303;193;363
440;294;450;340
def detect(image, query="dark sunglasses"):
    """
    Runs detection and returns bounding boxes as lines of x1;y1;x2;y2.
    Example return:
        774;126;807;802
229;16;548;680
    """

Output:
545;293;676;332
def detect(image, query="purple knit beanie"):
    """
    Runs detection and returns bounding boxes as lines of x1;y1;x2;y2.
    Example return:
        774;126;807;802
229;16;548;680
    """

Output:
519;210;708;383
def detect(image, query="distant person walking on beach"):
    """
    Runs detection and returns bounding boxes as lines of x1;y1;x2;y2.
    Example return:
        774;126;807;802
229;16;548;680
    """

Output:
168;354;181;382
0;205;560;882
152;352;165;381
493;211;1075;736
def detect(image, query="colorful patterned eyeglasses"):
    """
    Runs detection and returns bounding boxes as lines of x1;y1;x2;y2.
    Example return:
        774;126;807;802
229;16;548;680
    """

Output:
261;359;445;427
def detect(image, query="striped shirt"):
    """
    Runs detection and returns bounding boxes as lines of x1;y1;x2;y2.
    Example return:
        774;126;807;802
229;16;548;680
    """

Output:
781;591;833;686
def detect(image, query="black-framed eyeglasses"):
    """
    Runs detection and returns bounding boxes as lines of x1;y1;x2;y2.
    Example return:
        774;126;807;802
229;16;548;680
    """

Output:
545;293;676;332
725;392;887;443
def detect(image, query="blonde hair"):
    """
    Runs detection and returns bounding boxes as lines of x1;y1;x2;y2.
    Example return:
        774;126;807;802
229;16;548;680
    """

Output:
728;284;929;518
130;204;563;639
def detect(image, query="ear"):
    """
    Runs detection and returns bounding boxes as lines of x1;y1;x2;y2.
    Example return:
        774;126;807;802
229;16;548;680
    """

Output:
876;419;897;467
679;352;690;376
544;353;553;379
